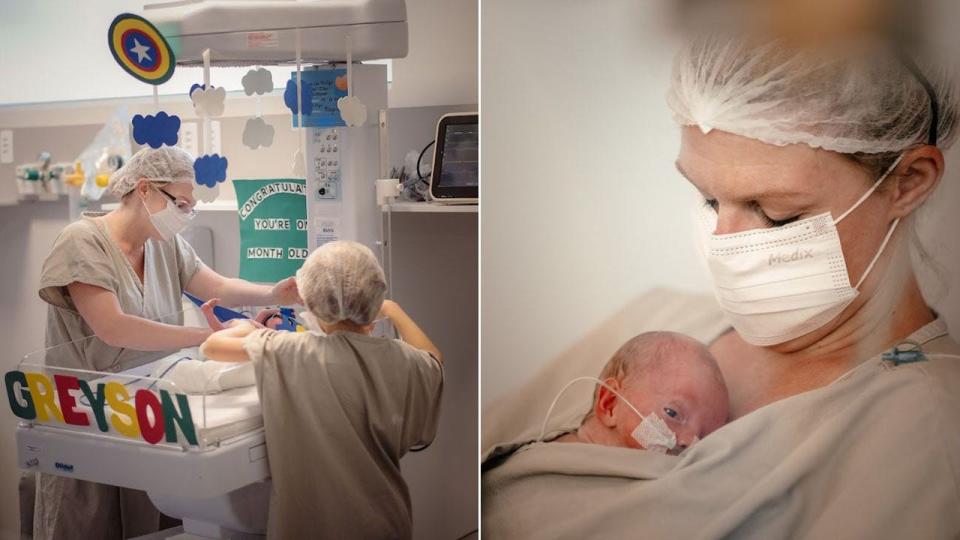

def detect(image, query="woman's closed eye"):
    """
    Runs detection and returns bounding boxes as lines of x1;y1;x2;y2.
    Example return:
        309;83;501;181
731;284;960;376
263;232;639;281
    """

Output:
751;201;800;228
705;196;800;228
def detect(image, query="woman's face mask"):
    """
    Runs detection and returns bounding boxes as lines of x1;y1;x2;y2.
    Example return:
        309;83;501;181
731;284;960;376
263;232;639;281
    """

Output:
694;155;904;346
142;184;195;241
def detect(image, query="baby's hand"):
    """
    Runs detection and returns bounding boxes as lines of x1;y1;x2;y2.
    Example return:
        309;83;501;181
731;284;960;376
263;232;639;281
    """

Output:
200;298;225;331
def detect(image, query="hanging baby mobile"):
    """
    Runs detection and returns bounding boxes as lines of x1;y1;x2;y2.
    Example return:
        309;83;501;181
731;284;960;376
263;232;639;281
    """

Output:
241;67;276;150
107;13;176;85
108;13;229;203
285;29;310;177
188;49;229;202
107;13;181;152
337;35;368;127
281;30;368;177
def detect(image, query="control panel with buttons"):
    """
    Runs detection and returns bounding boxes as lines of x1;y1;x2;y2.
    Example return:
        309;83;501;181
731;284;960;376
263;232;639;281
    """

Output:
312;128;341;201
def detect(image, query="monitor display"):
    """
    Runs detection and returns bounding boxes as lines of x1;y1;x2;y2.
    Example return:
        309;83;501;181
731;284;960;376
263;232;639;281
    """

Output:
436;123;478;188
431;113;479;202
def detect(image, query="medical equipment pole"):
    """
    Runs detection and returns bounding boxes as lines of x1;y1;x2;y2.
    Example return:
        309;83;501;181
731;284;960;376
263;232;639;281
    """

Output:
295;29;306;179
202;49;211;158
377;109;390;294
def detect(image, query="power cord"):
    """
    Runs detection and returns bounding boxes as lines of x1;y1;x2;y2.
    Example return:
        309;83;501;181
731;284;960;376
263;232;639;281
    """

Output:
417;140;436;180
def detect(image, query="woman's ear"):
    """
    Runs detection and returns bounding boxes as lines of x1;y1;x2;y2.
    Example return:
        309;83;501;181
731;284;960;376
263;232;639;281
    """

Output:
594;378;621;428
135;178;151;200
887;145;944;219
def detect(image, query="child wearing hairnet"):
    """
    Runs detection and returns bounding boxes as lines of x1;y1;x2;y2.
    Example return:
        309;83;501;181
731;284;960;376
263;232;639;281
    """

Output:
200;241;443;540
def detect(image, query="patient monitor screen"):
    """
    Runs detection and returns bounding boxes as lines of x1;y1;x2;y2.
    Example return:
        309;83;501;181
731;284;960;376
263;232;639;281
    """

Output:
437;123;479;188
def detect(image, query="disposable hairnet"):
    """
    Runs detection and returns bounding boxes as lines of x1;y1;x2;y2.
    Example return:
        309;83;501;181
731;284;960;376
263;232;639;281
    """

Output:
296;241;387;326
108;146;195;197
666;36;959;154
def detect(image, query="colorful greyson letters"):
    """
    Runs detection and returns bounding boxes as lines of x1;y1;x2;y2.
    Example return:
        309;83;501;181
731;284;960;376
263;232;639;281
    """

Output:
4;370;198;446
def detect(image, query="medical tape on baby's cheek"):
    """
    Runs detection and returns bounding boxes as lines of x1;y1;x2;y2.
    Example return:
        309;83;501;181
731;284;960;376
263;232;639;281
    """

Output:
538;376;678;451
631;413;677;454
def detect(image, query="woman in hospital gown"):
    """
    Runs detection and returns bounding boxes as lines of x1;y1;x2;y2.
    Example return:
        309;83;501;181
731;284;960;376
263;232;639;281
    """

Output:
33;146;301;540
482;34;960;538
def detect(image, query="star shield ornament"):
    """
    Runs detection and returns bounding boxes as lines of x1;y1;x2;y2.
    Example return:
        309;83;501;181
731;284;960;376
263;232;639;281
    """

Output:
108;13;176;85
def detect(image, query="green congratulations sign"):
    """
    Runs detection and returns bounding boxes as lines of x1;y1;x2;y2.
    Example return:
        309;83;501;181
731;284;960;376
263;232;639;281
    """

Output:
233;179;308;282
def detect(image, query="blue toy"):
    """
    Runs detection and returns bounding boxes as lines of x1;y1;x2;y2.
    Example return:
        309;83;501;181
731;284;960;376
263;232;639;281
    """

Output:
265;307;299;332
183;292;302;332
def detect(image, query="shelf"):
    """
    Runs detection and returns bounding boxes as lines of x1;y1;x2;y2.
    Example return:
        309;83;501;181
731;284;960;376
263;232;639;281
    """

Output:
192;200;239;212
381;201;477;214
102;200;476;214
102;200;239;212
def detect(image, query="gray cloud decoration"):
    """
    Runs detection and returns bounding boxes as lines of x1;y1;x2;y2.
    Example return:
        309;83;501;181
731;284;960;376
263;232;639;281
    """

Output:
243;117;276;149
242;68;274;96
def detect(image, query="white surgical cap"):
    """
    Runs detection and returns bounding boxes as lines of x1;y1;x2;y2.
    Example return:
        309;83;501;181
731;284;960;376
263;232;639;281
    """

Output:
109;146;195;198
297;241;387;326
666;36;958;154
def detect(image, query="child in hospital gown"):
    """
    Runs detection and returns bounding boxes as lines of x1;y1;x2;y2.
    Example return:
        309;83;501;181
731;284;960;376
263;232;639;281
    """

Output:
200;241;443;540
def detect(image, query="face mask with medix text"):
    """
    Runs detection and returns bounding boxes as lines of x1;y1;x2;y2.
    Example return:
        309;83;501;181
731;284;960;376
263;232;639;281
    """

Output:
695;154;904;346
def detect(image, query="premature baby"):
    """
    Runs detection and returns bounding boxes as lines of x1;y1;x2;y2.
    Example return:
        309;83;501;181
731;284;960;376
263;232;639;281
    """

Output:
556;331;729;454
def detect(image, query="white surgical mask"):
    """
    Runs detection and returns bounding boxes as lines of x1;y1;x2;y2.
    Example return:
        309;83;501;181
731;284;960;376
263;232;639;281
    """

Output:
539;376;678;453
694;155;903;346
143;186;194;241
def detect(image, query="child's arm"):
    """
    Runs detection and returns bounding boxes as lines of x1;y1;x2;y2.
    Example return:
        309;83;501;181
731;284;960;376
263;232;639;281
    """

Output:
199;320;260;362
381;300;443;364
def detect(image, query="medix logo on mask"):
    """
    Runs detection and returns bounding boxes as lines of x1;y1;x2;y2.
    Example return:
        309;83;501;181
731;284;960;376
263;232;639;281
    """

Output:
768;248;814;266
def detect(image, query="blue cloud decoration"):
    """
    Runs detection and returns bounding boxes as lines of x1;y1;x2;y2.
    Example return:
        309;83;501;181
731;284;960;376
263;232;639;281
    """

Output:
283;79;314;116
194;154;229;188
132;112;180;149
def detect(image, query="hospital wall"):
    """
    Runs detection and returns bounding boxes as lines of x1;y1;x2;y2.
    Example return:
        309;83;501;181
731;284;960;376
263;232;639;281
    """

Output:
479;0;960;408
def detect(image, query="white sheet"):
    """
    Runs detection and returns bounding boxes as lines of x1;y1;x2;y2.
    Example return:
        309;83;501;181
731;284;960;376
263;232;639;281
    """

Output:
148;353;256;394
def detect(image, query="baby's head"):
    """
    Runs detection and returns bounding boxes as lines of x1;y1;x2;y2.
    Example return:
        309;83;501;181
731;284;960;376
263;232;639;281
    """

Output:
583;331;728;453
296;241;387;334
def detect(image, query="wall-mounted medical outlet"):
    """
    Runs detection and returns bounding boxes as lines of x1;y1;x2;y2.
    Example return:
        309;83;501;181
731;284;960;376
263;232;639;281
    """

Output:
1;130;13;164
